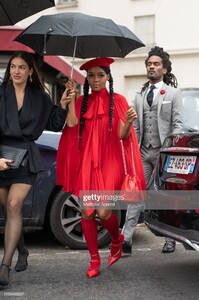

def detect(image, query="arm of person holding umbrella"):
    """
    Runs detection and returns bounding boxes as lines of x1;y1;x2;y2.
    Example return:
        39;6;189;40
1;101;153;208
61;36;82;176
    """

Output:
60;79;78;127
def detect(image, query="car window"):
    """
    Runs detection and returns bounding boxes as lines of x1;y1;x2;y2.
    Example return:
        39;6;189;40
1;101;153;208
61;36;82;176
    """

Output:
36;131;62;150
182;89;199;131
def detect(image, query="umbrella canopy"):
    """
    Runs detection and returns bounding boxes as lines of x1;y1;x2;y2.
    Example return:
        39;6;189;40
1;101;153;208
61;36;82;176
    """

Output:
0;0;55;26
14;12;145;58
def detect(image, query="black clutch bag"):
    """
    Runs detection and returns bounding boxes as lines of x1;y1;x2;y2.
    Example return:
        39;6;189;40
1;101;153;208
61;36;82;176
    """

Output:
0;145;28;169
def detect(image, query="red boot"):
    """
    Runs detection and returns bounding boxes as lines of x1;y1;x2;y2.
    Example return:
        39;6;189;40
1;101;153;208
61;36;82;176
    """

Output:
86;254;101;278
100;213;123;267
108;234;124;267
81;218;101;278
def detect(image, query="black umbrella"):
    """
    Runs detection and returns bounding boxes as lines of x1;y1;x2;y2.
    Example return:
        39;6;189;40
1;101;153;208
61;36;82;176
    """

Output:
14;12;145;58
0;0;55;26
15;12;145;78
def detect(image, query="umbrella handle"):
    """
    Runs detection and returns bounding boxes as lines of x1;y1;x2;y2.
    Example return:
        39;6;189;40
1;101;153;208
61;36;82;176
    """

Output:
43;28;53;55
70;36;78;79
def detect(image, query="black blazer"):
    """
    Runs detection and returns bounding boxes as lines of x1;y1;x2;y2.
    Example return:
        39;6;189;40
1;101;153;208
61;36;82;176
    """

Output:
0;84;67;173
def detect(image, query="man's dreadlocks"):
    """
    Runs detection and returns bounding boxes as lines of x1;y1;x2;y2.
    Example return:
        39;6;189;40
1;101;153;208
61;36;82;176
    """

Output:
141;46;178;93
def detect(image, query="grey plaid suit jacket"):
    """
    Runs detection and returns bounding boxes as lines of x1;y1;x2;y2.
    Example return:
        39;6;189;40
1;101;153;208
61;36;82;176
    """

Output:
133;83;183;146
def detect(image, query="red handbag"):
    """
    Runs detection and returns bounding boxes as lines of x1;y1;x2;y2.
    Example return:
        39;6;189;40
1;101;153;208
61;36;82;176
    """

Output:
120;140;140;203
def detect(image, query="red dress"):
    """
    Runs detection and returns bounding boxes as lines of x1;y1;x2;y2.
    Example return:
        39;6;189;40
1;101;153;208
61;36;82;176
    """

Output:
56;88;145;200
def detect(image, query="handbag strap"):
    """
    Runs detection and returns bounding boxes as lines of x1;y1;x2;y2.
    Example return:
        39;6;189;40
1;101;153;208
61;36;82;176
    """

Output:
120;139;136;177
120;139;127;175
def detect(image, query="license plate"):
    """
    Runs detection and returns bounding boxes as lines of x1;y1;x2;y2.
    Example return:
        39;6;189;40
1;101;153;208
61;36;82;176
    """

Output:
165;155;197;174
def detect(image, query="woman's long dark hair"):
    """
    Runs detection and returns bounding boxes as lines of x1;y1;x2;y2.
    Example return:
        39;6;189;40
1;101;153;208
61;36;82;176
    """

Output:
2;51;46;92
79;66;114;146
141;46;178;93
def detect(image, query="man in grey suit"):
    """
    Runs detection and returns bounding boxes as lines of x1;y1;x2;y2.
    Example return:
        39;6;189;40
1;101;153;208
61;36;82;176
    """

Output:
122;46;183;254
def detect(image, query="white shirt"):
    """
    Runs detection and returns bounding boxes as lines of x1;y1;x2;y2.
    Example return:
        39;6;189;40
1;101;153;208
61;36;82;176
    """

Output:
148;81;164;100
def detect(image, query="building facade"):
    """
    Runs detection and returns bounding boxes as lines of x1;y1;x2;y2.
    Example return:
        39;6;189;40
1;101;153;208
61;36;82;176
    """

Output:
17;0;199;104
0;27;85;104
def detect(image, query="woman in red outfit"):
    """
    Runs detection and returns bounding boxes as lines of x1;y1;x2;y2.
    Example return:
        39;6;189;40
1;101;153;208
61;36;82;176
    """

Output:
56;57;146;278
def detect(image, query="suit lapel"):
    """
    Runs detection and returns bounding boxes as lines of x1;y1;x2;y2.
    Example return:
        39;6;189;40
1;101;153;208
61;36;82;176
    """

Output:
5;84;23;138
19;85;34;126
157;83;167;115
139;90;147;124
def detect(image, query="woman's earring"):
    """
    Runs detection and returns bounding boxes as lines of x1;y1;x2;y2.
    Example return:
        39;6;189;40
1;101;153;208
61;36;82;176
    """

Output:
29;74;32;82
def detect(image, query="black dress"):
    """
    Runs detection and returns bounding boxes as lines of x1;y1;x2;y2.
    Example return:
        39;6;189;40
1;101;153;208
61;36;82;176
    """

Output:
0;84;67;187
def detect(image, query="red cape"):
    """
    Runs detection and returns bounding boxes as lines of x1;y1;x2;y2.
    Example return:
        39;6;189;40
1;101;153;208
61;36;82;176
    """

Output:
56;88;146;199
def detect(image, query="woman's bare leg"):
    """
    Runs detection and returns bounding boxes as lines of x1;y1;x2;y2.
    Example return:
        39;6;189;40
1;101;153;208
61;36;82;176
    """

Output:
0;183;31;285
0;187;28;273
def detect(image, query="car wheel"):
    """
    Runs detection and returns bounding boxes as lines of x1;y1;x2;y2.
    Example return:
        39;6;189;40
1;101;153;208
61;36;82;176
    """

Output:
49;190;121;249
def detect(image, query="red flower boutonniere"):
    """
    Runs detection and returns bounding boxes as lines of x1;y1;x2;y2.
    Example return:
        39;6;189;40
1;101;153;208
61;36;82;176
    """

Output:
160;90;166;95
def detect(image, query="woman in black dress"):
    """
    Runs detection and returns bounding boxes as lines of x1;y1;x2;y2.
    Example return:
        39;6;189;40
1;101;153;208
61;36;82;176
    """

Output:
0;51;74;286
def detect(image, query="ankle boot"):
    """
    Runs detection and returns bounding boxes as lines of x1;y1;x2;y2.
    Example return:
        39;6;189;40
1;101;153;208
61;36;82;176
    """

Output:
15;249;29;272
0;264;11;286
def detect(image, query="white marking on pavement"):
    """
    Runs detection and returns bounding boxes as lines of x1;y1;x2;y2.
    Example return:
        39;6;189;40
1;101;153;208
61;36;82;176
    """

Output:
56;251;81;255
133;248;152;251
22;248;154;257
